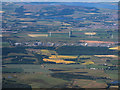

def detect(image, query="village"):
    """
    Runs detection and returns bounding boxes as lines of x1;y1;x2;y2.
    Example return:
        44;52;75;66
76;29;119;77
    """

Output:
13;40;118;48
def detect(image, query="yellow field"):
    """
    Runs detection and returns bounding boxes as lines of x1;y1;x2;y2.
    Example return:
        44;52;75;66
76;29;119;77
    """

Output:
49;55;77;59
84;32;96;35
41;49;50;53
43;55;77;64
0;11;5;13
86;13;98;14
94;55;118;58
24;13;32;15
109;46;120;50
79;55;91;58
63;23;71;25
20;22;33;24
110;86;119;88
40;49;51;56
82;61;94;65
18;18;34;21
105;21;114;22
28;34;48;37
43;58;75;64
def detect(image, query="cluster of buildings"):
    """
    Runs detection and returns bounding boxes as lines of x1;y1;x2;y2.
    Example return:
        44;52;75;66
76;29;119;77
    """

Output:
14;40;117;47
79;40;118;47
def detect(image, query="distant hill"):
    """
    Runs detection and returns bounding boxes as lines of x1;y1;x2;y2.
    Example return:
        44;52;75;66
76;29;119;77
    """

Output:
18;2;118;10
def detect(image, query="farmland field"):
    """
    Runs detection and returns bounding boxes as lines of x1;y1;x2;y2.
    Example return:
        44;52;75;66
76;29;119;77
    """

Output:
28;34;48;37
2;2;119;89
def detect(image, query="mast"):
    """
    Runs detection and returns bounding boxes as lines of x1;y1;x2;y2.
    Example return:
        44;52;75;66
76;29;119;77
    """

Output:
111;34;113;39
49;32;52;37
69;31;72;38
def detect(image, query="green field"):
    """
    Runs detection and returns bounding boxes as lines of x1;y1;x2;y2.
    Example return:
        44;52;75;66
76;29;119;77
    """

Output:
2;42;10;47
56;46;117;55
2;2;118;89
3;63;117;88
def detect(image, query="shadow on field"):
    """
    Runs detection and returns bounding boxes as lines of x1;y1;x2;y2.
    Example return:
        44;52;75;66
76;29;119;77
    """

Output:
51;73;111;81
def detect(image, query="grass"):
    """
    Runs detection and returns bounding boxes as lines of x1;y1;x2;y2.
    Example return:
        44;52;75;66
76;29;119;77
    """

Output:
5;64;52;74
108;73;118;80
44;64;87;69
3;63;114;88
105;70;118;80
2;68;24;73
73;79;107;88
86;64;108;69
6;64;86;71
56;68;109;78
79;55;92;58
11;32;117;43
2;42;10;47
3;73;68;88
17;73;68;88
7;53;34;56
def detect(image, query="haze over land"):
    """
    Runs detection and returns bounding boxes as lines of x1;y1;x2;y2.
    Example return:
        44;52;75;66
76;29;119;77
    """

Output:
2;2;119;89
2;0;119;2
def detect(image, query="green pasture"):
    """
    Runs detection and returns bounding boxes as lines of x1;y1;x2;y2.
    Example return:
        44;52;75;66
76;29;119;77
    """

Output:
4;64;52;74
2;42;10;47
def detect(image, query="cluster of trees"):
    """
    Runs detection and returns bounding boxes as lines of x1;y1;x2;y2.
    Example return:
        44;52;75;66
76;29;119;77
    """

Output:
2;78;32;89
56;46;117;55
2;47;27;56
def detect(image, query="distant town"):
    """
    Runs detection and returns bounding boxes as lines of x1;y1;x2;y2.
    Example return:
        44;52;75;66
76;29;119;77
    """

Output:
13;40;118;47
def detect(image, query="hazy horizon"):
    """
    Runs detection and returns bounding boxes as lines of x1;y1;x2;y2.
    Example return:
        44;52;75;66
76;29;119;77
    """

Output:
2;0;119;2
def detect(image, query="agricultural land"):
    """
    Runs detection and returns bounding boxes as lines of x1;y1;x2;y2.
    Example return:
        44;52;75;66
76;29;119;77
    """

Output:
2;2;119;89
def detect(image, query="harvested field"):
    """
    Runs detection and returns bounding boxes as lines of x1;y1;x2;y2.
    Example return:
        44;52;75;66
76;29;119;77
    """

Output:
109;46;120;50
28;34;48;37
18;18;35;21
0;11;5;13
24;13;32;15
94;55;118;58
73;79;107;88
84;32;96;35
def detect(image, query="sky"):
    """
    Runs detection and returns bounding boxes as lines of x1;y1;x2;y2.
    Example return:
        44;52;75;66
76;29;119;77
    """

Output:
1;0;120;2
